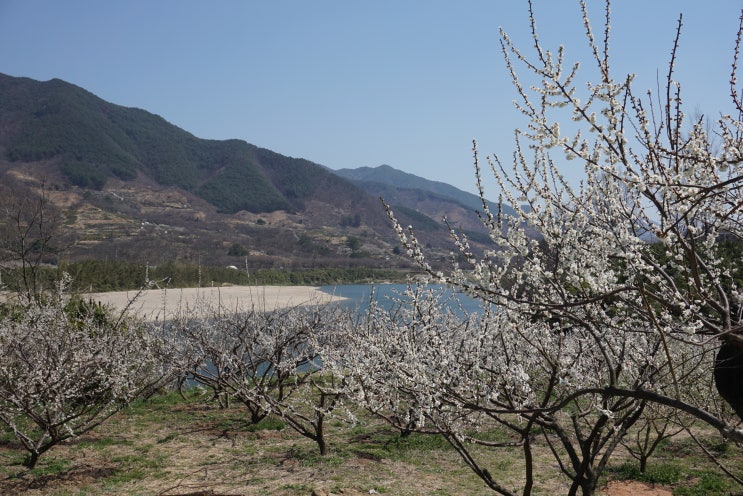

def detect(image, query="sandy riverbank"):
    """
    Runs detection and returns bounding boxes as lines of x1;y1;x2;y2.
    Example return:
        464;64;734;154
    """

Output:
86;285;347;321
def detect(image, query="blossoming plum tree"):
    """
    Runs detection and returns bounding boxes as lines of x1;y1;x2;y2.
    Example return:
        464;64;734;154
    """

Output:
0;278;164;469
161;298;351;455
330;1;743;495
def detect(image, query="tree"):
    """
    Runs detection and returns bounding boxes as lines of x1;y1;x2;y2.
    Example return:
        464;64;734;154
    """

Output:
330;284;709;495
227;243;249;257
333;1;743;494
0;181;74;302
0;277;165;468
160;297;352;455
345;236;361;252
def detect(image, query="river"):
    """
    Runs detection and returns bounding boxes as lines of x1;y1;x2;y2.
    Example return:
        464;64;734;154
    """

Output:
318;283;489;315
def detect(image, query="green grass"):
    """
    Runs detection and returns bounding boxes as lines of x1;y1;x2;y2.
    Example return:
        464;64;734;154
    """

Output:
285;444;349;467
612;462;683;485
674;473;730;496
77;436;130;450
0;429;16;444
245;415;286;432
605;434;743;496
102;467;147;487
30;458;73;477
383;432;453;458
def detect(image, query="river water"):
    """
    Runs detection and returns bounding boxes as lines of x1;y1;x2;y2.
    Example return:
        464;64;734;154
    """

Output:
318;283;489;315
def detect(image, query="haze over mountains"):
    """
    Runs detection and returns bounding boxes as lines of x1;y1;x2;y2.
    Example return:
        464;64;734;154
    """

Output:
0;73;503;270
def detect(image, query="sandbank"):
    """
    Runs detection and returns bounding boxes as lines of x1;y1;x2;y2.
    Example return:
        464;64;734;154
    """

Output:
86;285;347;321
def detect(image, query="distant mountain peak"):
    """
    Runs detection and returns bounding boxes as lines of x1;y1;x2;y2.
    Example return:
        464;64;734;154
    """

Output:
333;163;514;218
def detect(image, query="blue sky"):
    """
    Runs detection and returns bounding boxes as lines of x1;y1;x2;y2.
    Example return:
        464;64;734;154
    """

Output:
0;1;740;194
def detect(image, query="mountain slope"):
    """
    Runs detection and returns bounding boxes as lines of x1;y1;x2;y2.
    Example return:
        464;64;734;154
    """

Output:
0;73;374;216
0;74;405;266
0;73;498;270
334;164;514;215
333;164;515;235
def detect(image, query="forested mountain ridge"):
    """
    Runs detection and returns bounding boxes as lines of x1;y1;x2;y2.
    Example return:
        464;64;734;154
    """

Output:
0;73;370;215
335;164;510;214
0;73;497;270
334;164;517;235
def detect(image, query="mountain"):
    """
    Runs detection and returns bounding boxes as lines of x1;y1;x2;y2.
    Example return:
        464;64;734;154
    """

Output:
334;164;497;212
0;73;498;271
0;73;373;216
333;164;514;236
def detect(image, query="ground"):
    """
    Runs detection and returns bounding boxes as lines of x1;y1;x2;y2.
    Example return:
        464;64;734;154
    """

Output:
1;391;730;496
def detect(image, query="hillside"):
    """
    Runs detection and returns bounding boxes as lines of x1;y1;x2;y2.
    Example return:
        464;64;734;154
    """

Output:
0;73;499;271
334;164;515;236
335;164;510;214
0;73;375;216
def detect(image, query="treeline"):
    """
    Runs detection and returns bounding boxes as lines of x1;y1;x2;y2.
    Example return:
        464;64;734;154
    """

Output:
19;260;411;293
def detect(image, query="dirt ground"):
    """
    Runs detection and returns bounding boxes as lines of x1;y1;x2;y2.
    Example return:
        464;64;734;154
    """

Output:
602;481;673;496
0;397;681;496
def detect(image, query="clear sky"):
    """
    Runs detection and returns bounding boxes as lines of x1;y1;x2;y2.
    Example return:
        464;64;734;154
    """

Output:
0;1;740;195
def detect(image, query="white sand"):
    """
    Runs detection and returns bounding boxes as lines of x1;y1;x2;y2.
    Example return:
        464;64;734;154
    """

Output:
86;285;347;321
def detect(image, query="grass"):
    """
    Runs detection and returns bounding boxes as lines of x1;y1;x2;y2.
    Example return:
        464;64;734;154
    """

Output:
612;462;683;485
0;390;741;495
29;458;73;477
674;473;730;496
76;437;124;450
605;433;743;496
